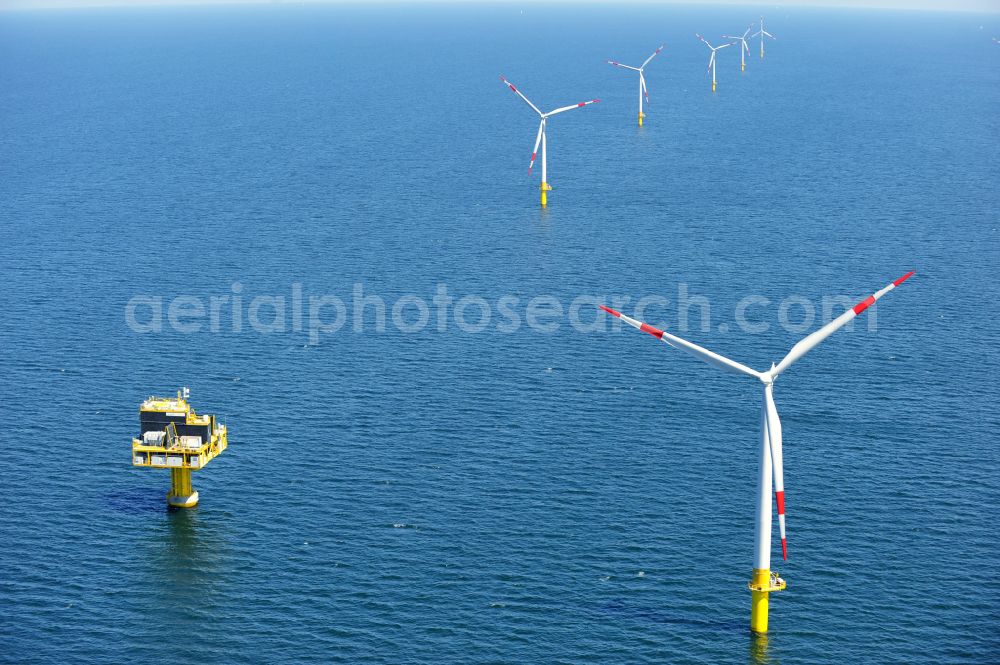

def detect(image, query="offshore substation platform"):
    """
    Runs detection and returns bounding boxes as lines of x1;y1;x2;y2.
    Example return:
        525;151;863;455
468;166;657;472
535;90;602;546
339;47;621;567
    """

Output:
131;388;228;508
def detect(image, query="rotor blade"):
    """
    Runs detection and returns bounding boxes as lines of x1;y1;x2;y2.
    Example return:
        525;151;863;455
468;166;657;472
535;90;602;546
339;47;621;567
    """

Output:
764;384;787;561
499;75;542;116
599;305;760;378
528;120;543;175
695;33;713;49
545;99;600;116
707;52;715;74
717;42;735;50
743;25;753;39
744;41;751;54
608;60;641;71
763;31;775;39
641;44;664;69
640;73;649;101
751;30;762;38
771;271;915;377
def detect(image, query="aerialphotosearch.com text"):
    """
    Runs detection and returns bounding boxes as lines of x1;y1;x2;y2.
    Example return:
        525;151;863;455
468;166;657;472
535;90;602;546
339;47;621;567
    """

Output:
124;282;880;345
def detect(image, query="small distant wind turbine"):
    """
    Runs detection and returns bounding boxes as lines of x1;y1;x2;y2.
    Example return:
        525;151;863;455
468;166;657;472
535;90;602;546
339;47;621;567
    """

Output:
599;271;915;634
696;34;735;92
751;17;776;59
723;25;754;72
499;75;600;208
607;45;664;127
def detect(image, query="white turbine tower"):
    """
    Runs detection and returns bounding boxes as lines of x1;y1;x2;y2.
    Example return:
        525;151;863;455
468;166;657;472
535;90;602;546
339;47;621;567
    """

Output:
599;271;915;634
723;24;754;72
751;17;776;59
607;44;664;127
499;75;600;208
696;34;735;92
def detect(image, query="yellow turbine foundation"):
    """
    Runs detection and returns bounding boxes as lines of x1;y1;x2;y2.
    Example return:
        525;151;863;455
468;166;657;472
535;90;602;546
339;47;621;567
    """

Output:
168;468;199;508
742;62;746;72
540;182;550;207
750;569;770;633
712;81;717;92
638;112;645;127
748;567;786;634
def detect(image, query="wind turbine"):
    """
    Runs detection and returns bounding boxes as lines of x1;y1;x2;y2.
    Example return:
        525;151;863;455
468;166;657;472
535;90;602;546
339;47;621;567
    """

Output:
696;34;734;92
598;271;915;634
499;75;599;208
751;17;776;59
607;45;664;127
723;24;754;72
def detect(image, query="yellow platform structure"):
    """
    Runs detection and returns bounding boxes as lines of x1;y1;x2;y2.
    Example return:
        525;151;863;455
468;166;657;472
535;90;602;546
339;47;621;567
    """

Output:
132;388;228;508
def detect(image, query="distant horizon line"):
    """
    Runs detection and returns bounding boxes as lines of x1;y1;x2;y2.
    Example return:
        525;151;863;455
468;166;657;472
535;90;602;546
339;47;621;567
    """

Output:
2;0;999;15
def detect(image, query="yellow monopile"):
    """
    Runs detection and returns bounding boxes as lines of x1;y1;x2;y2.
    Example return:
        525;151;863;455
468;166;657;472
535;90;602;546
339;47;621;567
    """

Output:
749;568;786;633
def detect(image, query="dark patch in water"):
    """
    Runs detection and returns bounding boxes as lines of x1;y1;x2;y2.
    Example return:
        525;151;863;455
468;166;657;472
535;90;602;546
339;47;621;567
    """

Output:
105;488;165;514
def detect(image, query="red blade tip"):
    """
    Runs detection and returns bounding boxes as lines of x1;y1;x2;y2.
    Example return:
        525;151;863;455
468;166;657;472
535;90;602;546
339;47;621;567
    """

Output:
894;271;915;287
781;539;788;560
598;305;621;317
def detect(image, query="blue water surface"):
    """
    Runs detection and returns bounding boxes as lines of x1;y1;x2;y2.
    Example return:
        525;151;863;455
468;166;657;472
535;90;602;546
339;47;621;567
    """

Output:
1;3;999;664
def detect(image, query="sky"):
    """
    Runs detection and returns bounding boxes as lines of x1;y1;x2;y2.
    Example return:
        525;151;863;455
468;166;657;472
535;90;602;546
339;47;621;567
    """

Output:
0;0;998;12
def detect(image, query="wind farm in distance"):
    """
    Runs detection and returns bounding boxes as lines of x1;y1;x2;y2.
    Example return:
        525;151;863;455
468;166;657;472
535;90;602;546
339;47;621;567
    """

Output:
501;16;779;206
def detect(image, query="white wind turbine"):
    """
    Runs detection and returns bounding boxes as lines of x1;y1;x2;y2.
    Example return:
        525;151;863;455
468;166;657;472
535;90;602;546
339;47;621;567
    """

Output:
723;24;754;72
696;33;735;92
751;17;776;59
499;75;600;208
599;271;915;634
607;45;664;127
